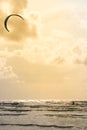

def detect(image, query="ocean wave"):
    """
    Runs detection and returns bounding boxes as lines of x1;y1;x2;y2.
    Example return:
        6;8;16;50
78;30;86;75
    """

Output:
0;100;87;107
0;113;27;116
0;123;74;128
2;109;31;112
0;101;87;114
0;100;87;130
0;103;87;113
45;114;87;119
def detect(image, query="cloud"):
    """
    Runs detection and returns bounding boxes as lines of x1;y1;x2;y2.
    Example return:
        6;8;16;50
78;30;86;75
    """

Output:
0;0;41;42
74;58;87;66
4;15;39;41
0;0;87;66
0;0;28;14
10;0;28;14
53;56;65;64
6;55;87;100
84;58;87;65
0;57;17;79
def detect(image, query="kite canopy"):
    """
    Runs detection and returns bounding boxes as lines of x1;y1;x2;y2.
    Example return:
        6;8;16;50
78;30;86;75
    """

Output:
4;14;24;32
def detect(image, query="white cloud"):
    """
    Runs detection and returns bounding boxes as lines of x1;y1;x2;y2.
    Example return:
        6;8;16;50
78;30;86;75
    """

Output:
0;57;17;79
0;0;87;66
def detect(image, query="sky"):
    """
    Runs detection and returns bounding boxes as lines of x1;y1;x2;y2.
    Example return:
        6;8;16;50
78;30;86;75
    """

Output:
0;0;87;100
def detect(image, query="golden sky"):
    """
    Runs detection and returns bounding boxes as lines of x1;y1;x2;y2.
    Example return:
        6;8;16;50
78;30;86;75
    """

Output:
0;0;87;100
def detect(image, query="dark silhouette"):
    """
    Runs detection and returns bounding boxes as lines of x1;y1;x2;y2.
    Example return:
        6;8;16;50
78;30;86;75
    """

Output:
4;14;24;32
71;101;75;105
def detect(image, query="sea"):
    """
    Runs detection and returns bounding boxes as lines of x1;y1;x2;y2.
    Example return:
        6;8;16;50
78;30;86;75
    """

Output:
0;100;87;130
